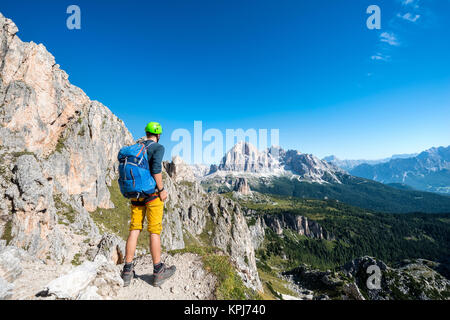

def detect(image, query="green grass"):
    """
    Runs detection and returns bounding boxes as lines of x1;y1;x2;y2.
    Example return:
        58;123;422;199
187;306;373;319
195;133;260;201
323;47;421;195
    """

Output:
182;230;202;248
257;268;298;300
71;253;82;266
55;135;67;153
54;195;77;225
198;217;216;244
78;126;86;137
179;181;194;188
1;219;13;245
169;246;263;300
12;151;36;158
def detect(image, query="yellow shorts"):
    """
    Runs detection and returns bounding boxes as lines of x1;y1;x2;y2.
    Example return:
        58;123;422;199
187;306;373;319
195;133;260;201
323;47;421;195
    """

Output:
129;196;164;235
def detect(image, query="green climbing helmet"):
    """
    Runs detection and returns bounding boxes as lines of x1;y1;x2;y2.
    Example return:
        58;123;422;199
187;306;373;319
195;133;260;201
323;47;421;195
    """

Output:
145;122;163;135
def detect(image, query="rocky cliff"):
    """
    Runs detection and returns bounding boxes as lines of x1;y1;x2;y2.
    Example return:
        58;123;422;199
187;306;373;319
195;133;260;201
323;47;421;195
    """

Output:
283;256;450;300
162;159;262;291
0;12;261;298
213;141;344;184
262;212;334;241
234;177;251;195
0;12;134;264
198;142;346;197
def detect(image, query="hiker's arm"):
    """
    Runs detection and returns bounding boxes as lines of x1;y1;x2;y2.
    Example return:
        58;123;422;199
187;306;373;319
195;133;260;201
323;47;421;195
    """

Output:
149;144;167;201
152;172;164;191
152;172;167;201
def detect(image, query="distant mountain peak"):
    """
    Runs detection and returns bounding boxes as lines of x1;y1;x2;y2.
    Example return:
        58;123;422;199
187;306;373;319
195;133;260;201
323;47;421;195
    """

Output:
323;155;338;162
213;142;343;184
350;145;450;195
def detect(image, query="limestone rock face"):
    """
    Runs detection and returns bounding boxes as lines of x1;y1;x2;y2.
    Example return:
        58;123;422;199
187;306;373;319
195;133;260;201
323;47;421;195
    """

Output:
8;155;67;261
0;11;133;208
164;156;196;183
218;142;283;173
93;234;125;265
0;277;13;300
0;246;23;283
340;257;450;300
0;245;24;300
247;216;266;250
263;212;334;240
234;178;251;195
285;256;450;300
0;245;38;300
161;158;262;291
214;141;343;184
0;12;133;261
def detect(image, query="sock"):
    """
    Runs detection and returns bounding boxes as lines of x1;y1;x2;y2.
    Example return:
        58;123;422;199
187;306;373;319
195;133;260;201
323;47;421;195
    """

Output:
124;262;133;272
154;262;163;273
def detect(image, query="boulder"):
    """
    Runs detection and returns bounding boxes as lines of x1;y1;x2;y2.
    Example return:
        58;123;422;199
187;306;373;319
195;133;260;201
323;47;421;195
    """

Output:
0;277;13;300
94;234;125;265
76;285;102;300
0;246;23;282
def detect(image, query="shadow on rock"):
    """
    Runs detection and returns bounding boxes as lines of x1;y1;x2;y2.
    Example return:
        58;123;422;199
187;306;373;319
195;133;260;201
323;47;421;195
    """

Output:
135;273;156;287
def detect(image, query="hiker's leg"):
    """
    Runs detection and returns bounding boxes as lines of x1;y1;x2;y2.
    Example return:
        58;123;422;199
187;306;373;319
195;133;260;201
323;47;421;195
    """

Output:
125;229;141;263
149;233;161;264
126;200;146;263
146;197;164;264
147;197;176;285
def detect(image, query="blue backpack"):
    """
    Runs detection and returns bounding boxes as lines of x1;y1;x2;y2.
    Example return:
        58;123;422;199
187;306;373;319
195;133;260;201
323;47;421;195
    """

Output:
117;141;156;198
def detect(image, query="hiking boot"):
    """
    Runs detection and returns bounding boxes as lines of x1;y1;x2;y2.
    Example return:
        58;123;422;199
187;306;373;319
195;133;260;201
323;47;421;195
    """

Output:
121;262;136;287
153;263;176;287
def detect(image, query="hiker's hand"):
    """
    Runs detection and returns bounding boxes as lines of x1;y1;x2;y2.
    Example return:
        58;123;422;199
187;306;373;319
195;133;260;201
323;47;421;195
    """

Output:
159;189;168;202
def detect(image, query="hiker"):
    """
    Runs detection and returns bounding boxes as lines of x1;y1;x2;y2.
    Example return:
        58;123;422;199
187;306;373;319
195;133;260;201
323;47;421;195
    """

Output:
119;122;176;287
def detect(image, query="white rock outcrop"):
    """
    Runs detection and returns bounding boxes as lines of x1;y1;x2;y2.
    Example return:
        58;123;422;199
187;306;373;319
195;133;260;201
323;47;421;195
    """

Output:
43;254;122;300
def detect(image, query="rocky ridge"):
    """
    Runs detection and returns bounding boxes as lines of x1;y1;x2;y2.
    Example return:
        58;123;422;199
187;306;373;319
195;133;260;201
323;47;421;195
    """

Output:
283;256;450;300
349;146;450;194
261;213;334;241
197;141;346;197
205;141;344;184
0;12;134;265
0;12;261;299
161;158;262;291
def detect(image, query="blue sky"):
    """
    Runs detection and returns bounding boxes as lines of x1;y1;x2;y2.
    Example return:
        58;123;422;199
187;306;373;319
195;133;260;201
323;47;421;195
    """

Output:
1;0;449;163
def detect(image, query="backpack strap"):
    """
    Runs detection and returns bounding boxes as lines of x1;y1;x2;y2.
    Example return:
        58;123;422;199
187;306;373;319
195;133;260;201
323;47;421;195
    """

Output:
138;140;155;165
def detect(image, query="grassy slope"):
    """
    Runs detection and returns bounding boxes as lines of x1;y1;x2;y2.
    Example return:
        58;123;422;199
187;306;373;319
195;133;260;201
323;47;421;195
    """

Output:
249;174;450;213
169;245;262;300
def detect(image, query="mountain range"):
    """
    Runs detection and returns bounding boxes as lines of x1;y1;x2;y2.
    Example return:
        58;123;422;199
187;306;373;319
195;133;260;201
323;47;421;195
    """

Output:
0;12;449;301
348;146;450;195
196;142;450;213
322;153;419;171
